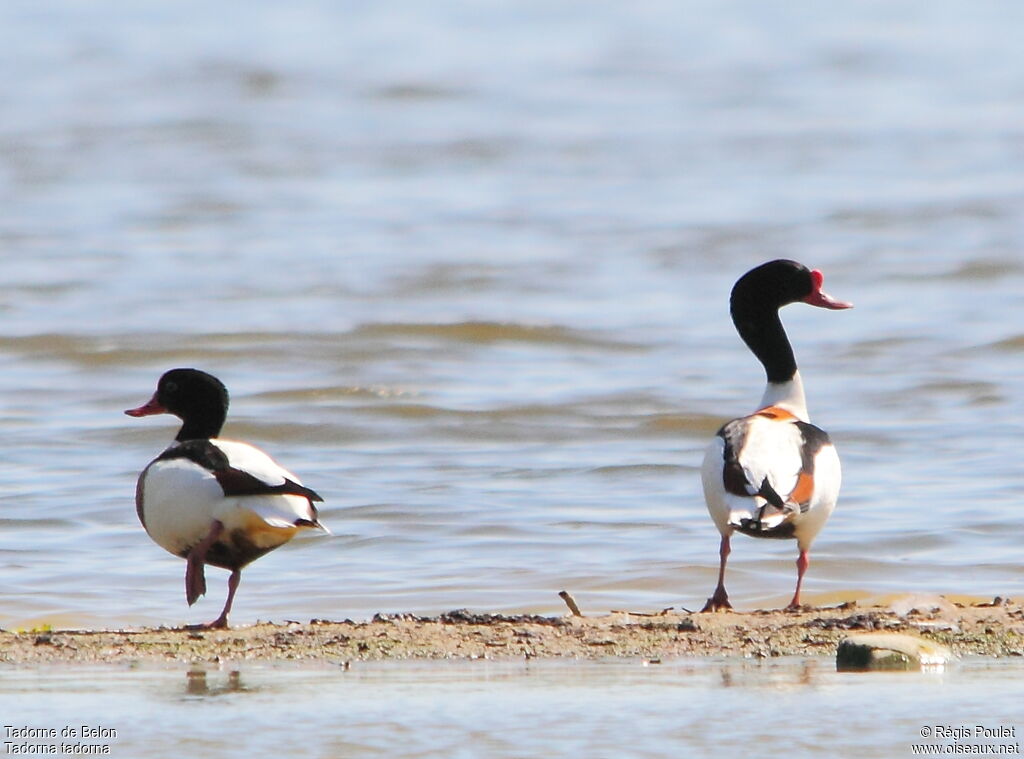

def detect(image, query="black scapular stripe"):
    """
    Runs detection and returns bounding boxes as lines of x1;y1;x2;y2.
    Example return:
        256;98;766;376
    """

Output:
794;421;831;471
717;418;752;498
157;440;324;502
717;417;832;500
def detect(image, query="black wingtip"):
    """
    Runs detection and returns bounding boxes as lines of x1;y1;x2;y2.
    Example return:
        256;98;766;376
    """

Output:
279;478;323;503
756;476;785;509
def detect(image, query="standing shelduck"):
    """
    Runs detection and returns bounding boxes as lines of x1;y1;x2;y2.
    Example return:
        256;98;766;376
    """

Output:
126;368;327;628
700;260;851;611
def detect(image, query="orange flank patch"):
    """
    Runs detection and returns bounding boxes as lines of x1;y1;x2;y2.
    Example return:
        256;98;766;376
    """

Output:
789;471;814;506
755;405;797;421
242;513;299;545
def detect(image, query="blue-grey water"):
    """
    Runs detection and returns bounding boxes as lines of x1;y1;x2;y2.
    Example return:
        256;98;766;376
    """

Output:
2;0;1024;754
2;659;1023;759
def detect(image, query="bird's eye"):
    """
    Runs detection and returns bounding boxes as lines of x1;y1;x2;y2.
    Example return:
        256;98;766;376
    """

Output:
164;381;178;393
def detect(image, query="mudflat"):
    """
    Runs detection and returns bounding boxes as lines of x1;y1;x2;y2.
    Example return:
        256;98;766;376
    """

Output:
2;597;1021;665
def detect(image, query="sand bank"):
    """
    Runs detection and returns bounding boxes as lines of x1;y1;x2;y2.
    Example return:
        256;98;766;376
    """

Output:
2;596;1021;665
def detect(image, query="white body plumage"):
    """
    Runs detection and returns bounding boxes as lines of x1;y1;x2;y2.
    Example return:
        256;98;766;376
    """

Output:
701;411;841;552
137;438;321;563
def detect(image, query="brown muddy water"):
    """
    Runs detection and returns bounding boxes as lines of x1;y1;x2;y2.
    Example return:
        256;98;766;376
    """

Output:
2;0;1024;754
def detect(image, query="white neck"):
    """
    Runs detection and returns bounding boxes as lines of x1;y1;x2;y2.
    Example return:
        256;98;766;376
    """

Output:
758;371;809;422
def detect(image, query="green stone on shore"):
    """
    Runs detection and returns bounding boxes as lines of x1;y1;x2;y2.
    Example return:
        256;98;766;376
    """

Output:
836;633;955;671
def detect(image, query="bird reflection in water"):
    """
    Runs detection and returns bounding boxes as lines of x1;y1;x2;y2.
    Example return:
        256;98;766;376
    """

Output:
716;659;819;689
184;668;249;697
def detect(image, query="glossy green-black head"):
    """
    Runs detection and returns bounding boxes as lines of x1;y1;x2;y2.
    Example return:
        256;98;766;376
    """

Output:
728;260;852;384
126;368;229;441
731;259;852;315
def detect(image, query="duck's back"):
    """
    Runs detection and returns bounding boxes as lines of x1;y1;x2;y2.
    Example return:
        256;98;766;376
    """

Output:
137;438;321;563
702;408;840;546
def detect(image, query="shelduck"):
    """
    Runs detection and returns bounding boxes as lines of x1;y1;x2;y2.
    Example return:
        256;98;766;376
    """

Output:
700;260;851;611
126;368;327;628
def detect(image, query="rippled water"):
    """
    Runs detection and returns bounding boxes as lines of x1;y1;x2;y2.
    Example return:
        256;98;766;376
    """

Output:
3;658;1024;758
2;2;1024;634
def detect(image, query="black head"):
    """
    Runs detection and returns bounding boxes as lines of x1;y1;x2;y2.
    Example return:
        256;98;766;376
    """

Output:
126;368;230;441
731;259;852;316
728;260;851;384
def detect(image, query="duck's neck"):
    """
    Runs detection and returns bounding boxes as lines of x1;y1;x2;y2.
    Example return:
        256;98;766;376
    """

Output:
731;298;809;420
175;412;225;442
758;371;809;422
732;305;797;384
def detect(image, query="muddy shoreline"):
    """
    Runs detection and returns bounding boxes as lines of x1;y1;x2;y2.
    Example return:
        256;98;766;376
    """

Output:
2;597;1021;665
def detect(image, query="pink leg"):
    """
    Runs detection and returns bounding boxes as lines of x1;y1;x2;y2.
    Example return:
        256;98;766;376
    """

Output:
701;535;733;612
205;569;241;630
185;520;224;606
786;549;810;610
